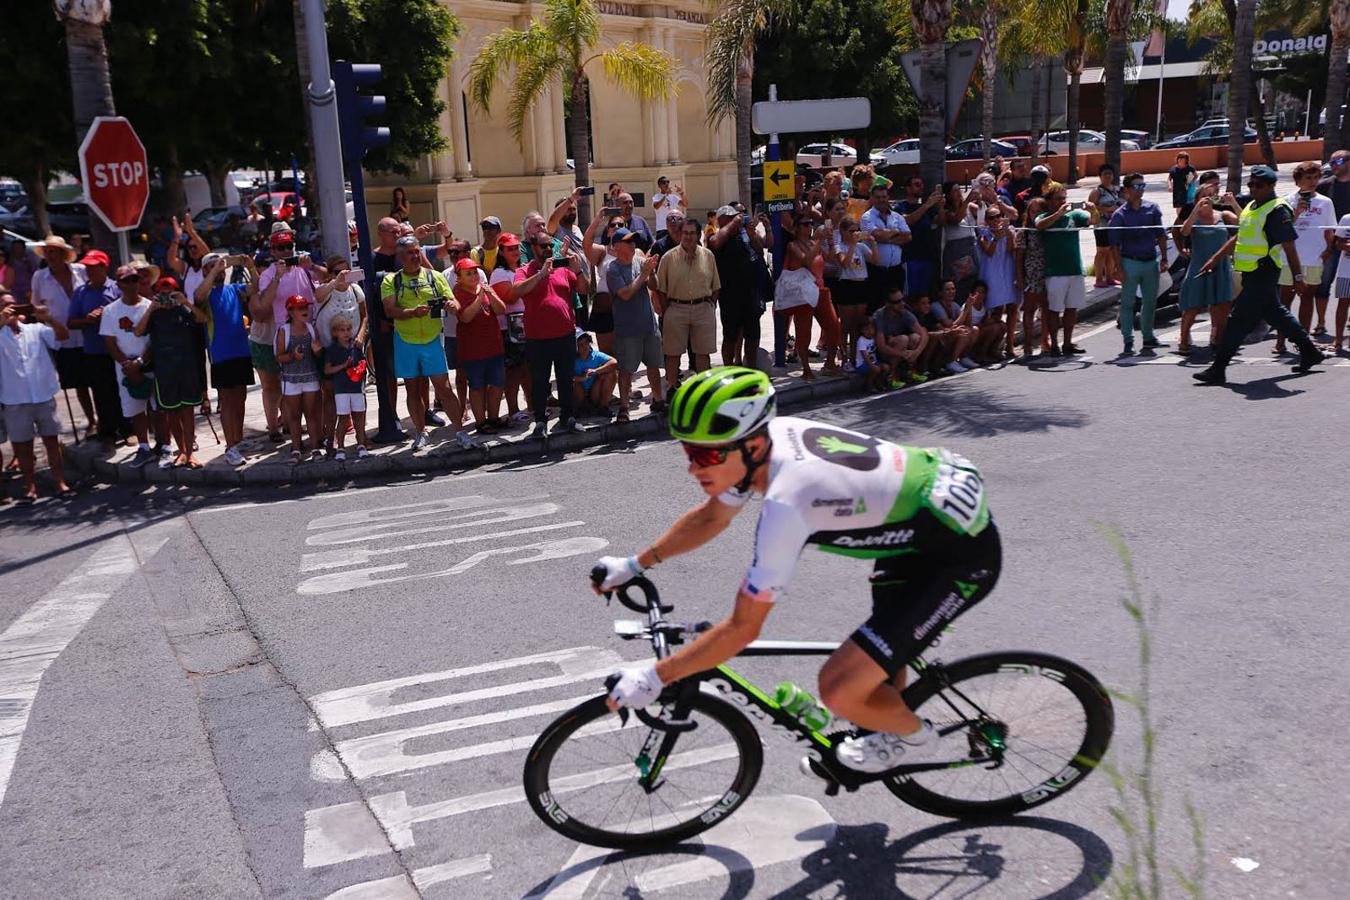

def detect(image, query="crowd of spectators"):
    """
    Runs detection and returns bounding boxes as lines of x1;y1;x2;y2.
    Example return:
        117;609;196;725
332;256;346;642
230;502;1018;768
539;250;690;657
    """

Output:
5;155;1350;498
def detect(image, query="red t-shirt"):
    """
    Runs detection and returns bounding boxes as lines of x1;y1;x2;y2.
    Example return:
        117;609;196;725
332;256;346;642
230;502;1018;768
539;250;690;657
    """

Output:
454;285;504;362
514;261;577;340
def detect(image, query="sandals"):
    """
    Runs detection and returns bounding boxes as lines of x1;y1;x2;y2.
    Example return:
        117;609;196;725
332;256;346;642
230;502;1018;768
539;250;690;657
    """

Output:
58;486;78;498
1177;342;1194;354
615;409;630;423
290;449;303;463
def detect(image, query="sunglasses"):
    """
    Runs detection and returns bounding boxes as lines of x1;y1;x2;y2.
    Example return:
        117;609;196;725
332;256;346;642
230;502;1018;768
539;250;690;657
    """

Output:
1126;183;1144;190
1332;158;1348;167
682;443;733;467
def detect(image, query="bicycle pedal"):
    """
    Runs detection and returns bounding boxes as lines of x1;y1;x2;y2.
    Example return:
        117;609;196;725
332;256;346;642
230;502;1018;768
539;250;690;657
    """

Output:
799;756;843;796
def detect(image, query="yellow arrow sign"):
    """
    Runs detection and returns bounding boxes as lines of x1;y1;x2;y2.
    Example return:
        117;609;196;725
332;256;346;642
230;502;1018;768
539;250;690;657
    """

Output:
763;161;795;201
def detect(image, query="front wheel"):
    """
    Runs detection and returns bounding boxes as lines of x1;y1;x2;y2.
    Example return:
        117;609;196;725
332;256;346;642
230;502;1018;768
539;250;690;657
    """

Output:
885;651;1114;818
524;691;763;849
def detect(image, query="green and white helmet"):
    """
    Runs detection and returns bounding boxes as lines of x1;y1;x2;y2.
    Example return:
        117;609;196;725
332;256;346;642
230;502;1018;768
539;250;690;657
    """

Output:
668;366;776;445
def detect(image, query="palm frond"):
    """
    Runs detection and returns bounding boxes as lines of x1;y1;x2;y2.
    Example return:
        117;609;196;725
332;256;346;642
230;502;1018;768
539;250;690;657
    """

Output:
596;42;678;101
468;23;552;113
544;0;601;56
505;49;568;143
701;0;793;126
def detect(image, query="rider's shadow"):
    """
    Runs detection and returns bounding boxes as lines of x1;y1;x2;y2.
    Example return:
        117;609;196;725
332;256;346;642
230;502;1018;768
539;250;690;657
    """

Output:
772;816;1113;899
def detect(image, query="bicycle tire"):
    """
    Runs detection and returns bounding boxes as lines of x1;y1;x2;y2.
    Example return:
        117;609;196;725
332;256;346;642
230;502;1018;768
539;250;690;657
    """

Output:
885;650;1114;818
523;692;764;849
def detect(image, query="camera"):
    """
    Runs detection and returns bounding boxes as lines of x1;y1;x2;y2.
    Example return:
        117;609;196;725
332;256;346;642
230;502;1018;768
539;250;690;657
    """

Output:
427;296;446;319
155;292;174;306
551;255;571;267
578;186;596;196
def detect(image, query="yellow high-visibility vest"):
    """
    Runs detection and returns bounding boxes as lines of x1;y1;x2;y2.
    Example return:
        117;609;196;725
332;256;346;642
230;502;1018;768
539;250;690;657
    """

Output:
1234;197;1288;272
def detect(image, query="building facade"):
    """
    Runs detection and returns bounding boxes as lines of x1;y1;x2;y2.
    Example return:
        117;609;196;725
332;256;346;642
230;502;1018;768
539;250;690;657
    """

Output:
366;0;737;241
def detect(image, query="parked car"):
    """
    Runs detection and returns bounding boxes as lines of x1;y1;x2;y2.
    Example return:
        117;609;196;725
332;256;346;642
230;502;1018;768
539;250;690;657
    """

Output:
993;135;1044;156
795;143;857;168
1155;125;1258;149
1120;129;1152;150
1039;129;1139;154
191;205;250;249
0;205;37;238
945;138;1019;160
0;181;28;211
252;191;304;222
45;200;91;237
871;139;921;169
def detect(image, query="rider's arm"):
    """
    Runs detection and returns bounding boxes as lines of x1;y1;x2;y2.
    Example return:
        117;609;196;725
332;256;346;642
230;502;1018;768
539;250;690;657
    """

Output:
634;497;739;570
653;592;774;685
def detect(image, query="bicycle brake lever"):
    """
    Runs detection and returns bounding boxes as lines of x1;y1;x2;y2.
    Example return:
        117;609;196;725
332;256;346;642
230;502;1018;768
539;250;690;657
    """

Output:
635;708;698;732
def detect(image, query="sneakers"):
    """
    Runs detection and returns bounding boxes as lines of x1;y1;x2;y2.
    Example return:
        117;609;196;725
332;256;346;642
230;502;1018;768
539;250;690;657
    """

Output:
1142;338;1166;349
410;431;430;451
425;409;448;427
356;446;371;459
529;422;548;440
959;356;979;369
455;429;479;450
509;410;533;424
1062;343;1086;355
223;446;246;467
129;447;156;468
906;372;929;384
553;418;582;435
333;449;347;462
309;449;325;462
944;361;966;375
836;721;945;774
157;453;175;470
842;361;855;374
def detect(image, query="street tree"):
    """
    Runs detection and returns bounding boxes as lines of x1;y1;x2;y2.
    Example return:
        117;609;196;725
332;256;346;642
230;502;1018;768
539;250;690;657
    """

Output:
1103;0;1136;173
54;0;117;250
470;0;676;225
1326;0;1350;155
0;5;75;238
705;0;793;206
1001;17;1062;163
750;0;919;162
910;0;955;188
1227;0;1258;191
1017;0;1089;182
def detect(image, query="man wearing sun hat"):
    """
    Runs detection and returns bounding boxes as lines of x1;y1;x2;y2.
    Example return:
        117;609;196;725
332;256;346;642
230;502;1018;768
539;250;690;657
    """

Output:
66;249;126;442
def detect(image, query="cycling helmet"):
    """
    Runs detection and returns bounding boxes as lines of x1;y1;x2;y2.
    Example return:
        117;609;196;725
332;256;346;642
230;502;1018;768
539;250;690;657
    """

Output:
668;366;776;445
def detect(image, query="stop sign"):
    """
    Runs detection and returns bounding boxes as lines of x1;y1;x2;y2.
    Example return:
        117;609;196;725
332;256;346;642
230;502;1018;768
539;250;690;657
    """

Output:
78;116;150;231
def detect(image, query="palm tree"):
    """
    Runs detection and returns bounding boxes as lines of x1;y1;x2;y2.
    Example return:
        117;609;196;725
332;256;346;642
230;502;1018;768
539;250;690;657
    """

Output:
1227;0;1257;191
469;0;676;225
705;0;792;206
911;0;954;188
1103;0;1136;173
1326;0;1350;157
978;4;1001;164
1002;16;1059;164
54;0;117;250
1063;0;1089;183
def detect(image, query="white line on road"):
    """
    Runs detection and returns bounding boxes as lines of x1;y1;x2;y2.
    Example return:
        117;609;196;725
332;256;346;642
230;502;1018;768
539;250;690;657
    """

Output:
299;521;586;572
0;526;171;809
325;854;493;900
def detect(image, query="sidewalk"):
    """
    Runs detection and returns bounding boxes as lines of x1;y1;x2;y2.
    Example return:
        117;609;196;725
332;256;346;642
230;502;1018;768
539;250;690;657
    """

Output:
62;283;1125;487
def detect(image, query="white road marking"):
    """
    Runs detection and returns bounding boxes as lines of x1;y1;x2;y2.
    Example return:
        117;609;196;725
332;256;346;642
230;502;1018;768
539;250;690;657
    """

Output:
309;647;621;729
1230;856;1260;873
324;854;493;899
299;521;586;572
304;744;740;868
305;500;561;547
0;527;171;808
526;795;836;899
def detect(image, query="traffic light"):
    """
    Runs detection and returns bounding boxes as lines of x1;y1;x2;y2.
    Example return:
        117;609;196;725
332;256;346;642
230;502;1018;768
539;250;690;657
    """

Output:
333;61;391;165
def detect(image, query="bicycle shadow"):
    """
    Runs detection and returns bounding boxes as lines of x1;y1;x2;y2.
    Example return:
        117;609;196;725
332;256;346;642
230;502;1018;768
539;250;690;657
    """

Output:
774;816;1113;900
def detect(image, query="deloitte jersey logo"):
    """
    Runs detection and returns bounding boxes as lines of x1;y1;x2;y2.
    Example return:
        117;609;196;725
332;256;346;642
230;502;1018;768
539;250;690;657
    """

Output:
803;427;882;472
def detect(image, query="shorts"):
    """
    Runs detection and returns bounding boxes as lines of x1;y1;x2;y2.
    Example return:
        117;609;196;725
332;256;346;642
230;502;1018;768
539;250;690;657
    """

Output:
442;335;459;369
154;363;204;410
334;392;367;415
117;375;154;419
281;379;320;397
1279;263;1323;288
211;357;256;390
55;347;84;390
589;311;615;334
1093;228;1114;249
1045;275;1086;312
832;278;869;307
718;298;760;335
463;355;506;390
249;339;280;374
2;399;61;443
661;301;717;355
614;332;663;373
395;332;449;379
850;523;1002;678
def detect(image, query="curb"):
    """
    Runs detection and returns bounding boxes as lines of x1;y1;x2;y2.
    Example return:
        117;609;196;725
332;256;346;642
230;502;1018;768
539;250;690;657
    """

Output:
64;371;865;488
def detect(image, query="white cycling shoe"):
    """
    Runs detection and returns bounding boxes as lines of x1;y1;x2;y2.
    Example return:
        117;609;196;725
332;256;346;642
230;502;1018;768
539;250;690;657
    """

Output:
835;721;944;774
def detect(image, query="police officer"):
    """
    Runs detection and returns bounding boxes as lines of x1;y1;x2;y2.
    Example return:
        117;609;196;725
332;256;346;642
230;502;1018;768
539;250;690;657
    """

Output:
1193;166;1326;385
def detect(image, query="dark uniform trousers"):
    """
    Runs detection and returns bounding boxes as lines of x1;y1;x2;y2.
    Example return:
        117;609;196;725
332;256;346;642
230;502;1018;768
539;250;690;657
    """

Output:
1214;266;1316;366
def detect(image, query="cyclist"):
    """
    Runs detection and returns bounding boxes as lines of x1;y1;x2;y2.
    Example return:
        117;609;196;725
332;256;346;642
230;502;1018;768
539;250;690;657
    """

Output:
594;365;1001;774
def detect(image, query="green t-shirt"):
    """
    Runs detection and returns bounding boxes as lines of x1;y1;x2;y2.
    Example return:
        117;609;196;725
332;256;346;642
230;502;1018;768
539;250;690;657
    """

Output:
380;267;452;345
1035;209;1090;277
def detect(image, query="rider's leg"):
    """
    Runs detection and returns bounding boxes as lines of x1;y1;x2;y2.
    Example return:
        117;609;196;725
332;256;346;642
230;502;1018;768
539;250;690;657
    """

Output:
818;641;922;735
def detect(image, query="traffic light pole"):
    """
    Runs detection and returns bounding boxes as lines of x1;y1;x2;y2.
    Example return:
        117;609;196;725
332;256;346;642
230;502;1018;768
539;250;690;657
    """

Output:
300;0;350;263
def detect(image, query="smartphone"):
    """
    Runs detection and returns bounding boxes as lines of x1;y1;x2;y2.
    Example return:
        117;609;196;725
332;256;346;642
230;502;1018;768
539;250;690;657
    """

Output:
10;303;34;319
283;255;300;266
226;254;249;266
601;207;620;217
551;255;571;267
1070;201;1086;211
155;292;174;306
578;186;596;197
346;267;365;282
427;296;446;319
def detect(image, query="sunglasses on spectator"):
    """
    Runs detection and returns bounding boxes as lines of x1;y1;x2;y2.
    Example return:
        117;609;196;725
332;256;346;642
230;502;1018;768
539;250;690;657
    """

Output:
1332;158;1348;167
1125;182;1144;190
682;443;733;467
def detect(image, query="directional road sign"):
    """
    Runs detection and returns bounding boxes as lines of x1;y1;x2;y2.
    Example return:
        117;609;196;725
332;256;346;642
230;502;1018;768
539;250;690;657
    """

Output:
752;97;871;135
763;161;795;201
78;117;150;232
899;39;984;132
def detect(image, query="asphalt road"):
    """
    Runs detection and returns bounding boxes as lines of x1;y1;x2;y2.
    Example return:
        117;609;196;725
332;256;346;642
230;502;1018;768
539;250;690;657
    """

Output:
2;304;1348;900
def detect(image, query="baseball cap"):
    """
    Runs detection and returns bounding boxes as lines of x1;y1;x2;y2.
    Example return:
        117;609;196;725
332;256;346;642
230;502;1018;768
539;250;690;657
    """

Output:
454;257;481;273
269;230;295;247
201;252;225;268
1248;165;1278;184
1031;165;1050;178
611;227;637;242
716;205;739;219
497;232;521;248
270;221;294;236
575;327;590;343
153;276;179;293
79;250;110;267
114;265;138;282
480;215;502;229
284;293;309;309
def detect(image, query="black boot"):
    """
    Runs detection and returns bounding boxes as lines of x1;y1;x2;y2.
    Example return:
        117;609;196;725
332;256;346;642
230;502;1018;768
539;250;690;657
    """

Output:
1193;347;1233;385
1294;344;1326;373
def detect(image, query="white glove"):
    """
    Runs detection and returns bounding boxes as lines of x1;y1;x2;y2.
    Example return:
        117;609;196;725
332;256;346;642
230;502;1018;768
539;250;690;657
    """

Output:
607;665;664;710
595;554;643;591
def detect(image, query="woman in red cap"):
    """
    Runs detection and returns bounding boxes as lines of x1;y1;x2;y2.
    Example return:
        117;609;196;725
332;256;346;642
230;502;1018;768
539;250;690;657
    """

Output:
274;293;324;462
453;257;507;432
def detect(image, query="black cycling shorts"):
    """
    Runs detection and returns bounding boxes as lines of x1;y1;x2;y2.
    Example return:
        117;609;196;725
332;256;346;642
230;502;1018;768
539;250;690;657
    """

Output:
849;521;1001;678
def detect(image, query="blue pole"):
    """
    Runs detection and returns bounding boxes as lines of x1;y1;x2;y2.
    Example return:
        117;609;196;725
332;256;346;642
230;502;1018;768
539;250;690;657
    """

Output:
768;85;786;369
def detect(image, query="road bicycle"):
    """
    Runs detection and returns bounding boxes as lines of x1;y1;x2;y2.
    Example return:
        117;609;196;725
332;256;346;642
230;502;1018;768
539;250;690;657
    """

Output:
524;574;1114;849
